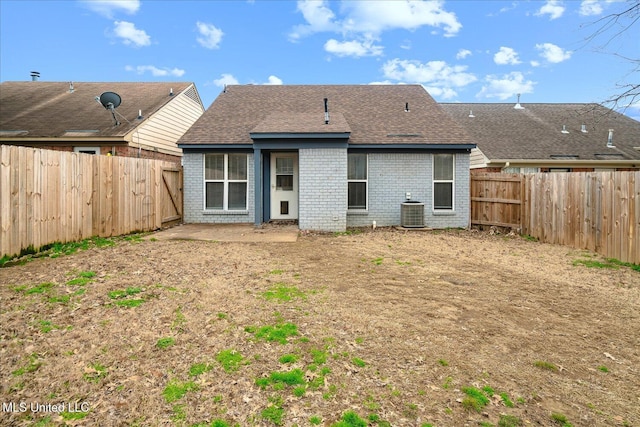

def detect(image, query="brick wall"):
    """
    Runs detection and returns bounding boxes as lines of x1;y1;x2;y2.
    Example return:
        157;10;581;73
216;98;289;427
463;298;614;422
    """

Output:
346;152;470;229
182;152;254;224
298;148;348;232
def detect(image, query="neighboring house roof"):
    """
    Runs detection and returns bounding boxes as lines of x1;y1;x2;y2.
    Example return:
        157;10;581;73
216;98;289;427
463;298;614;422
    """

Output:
0;81;202;141
178;85;473;146
441;103;640;165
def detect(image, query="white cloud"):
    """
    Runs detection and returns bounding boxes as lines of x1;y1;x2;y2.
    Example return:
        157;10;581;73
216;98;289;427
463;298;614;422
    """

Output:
536;42;572;63
81;0;140;18
113;21;150;47
456;49;472;60
125;65;185;77
290;0;462;40
382;58;477;99
494;46;521;65
324;38;383;57
535;0;565;20
530;60;541;67
213;74;239;88
477;72;535;100
264;75;283;85
579;0;604;16
196;21;224;49
289;0;339;40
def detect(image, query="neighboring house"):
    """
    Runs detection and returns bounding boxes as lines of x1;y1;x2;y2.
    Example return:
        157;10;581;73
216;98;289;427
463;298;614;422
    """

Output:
0;81;205;162
441;103;640;173
178;85;475;232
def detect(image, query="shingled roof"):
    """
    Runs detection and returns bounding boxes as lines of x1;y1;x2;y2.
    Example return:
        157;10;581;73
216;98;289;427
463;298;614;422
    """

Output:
441;103;640;161
0;81;196;139
178;85;473;146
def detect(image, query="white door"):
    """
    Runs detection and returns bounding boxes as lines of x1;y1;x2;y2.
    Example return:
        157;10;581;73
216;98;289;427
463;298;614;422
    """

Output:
270;152;298;220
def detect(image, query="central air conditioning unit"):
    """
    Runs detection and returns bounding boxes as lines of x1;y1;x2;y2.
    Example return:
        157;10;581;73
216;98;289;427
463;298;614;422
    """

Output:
401;201;424;228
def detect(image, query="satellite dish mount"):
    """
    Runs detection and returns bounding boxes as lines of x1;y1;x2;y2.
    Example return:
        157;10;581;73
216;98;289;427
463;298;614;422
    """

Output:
98;92;122;126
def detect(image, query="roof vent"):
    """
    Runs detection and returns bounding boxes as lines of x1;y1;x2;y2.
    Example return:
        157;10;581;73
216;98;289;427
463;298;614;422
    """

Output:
468;110;475;118
607;129;615;147
30;71;40;81
561;125;569;134
404;102;410;112
514;93;525;109
69;82;74;93
581;124;588;133
138;109;143;120
324;98;329;124
170;87;174;96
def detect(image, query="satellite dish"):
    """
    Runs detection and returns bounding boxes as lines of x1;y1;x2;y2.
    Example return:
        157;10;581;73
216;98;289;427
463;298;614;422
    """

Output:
99;91;122;110
97;91;122;126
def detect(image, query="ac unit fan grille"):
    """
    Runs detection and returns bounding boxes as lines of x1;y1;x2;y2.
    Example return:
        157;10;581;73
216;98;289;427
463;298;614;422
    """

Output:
401;202;424;228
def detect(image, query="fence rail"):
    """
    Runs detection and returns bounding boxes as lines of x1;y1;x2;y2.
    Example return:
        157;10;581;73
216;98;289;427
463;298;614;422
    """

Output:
0;145;182;259
471;172;640;264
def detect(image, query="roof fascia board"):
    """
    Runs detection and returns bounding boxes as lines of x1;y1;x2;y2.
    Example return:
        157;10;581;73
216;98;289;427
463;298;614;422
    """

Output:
0;137;127;143
180;144;254;151
350;144;476;151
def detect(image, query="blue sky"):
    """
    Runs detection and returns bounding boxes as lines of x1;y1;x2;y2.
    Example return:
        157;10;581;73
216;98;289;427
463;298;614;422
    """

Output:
1;0;638;118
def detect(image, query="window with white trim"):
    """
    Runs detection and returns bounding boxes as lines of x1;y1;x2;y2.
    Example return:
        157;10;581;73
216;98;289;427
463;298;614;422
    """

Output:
204;154;248;210
348;153;367;210
433;154;454;210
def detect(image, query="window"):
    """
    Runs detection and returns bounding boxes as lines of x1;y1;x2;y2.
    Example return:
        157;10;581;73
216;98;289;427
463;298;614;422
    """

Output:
433;154;454;210
348;153;367;210
204;154;248;210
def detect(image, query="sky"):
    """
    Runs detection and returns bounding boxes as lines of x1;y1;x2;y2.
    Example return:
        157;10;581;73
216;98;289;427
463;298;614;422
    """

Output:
1;0;638;119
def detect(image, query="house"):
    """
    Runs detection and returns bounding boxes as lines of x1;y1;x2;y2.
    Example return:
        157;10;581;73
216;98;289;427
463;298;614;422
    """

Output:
0;80;205;162
177;85;475;232
440;102;640;173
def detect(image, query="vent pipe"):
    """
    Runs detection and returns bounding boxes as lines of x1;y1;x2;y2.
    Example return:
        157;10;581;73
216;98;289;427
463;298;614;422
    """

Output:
69;82;74;93
30;71;40;81
468;110;475;118
138;109;143;120
607;129;615;147
561;125;569;134
324;98;329;124
404;102;410;112
514;93;524;109
581;124;588;133
169;87;174;96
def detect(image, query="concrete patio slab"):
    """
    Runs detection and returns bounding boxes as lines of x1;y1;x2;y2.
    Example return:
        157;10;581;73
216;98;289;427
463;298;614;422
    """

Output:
148;223;299;243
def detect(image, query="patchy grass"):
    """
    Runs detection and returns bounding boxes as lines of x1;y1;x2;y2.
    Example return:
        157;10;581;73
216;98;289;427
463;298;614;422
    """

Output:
262;284;306;302
12;353;42;376
189;362;213;377
216;349;246;373
246;322;299;344
551;412;573;427
162;379;198;403
156;337;176;349
278;354;299;364
499;414;523;427
108;287;142;299
83;362;108;382
461;386;490;412
351;357;367;368
534;360;558;371
331;410;368;427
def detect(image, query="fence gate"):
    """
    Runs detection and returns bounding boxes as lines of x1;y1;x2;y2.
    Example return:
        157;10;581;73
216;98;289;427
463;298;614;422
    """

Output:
470;173;523;230
160;167;183;226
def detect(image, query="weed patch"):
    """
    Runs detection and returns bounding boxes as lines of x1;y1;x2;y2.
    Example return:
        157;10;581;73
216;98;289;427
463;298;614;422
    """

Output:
12;353;42;376
156;337;175;349
83;362;107;382
332;410;368;427
351;357;367;368
461;386;490;412
216;349;246;373
246;322;299;344
534;360;558;371
189;362;213;377
162;380;198;403
499;414;523;427
262;284;306;302
279;354;299;364
551;412;573;427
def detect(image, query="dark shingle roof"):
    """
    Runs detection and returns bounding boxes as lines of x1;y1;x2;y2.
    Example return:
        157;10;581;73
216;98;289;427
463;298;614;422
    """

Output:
0;81;195;138
441;103;640;161
179;85;472;145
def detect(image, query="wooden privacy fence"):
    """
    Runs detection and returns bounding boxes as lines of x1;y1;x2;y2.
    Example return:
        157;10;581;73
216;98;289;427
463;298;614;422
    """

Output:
0;145;182;258
471;172;640;264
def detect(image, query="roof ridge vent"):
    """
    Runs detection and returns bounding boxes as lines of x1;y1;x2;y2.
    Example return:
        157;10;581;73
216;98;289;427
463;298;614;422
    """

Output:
514;93;525;109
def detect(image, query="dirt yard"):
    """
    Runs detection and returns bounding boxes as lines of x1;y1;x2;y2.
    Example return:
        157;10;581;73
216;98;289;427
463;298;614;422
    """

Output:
0;228;638;427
